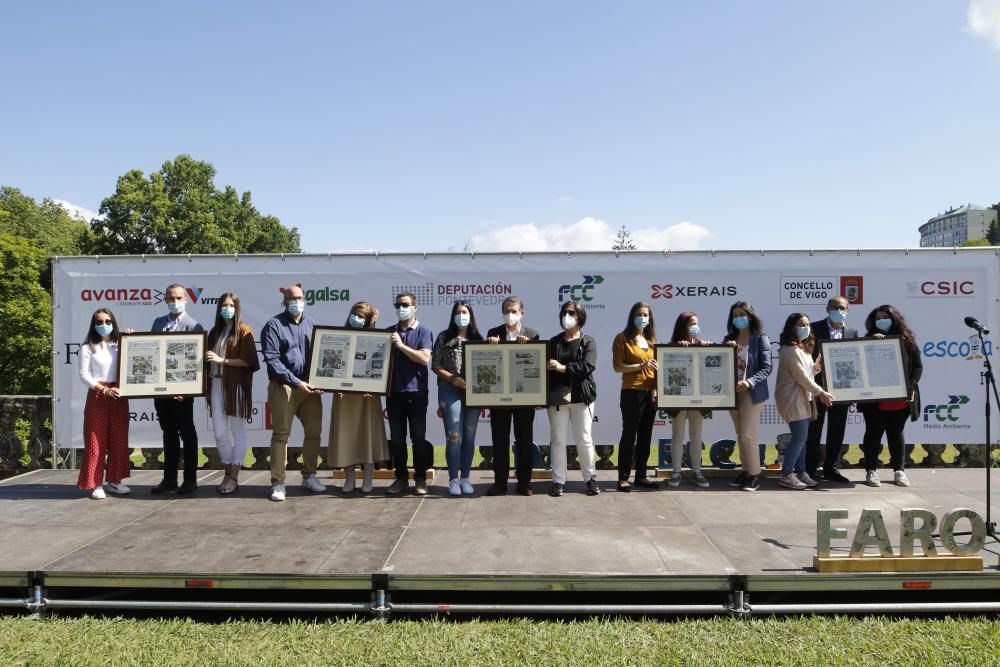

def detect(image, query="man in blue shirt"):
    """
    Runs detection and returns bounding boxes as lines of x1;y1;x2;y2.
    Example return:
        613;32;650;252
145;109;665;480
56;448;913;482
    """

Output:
386;291;434;495
260;284;326;502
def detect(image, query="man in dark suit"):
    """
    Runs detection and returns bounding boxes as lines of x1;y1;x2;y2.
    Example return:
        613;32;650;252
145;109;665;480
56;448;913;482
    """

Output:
150;284;204;495
485;296;540;496
806;295;857;483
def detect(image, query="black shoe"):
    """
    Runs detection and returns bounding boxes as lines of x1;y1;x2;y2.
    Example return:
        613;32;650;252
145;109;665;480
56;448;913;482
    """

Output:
549;483;564;497
413;480;428;496
486;482;508;496
177;481;197;495
151;481;178;495
517;482;533;496
616;481;632;492
386;477;408;495
727;472;747;488
824;469;851;484
635;477;660;489
586;477;600;496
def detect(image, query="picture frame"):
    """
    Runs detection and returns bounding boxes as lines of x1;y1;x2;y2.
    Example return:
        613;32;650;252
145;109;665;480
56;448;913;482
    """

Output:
818;336;909;404
463;341;549;408
116;331;208;399
306;326;395;394
654;344;737;410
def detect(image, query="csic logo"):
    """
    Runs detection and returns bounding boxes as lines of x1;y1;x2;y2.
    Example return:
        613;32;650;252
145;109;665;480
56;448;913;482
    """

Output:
278;283;351;306
907;280;975;298
923;395;969;423
558;275;604;302
651;283;737;300
80;286;164;306
922;337;993;360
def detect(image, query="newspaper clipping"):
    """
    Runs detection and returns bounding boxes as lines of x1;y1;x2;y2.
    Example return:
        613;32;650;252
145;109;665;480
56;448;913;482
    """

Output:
352;334;388;380
126;340;161;385
510;348;542;395
315;333;350;379
471;348;504;394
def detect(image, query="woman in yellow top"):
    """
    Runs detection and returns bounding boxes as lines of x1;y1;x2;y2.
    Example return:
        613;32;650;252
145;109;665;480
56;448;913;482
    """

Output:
612;301;659;491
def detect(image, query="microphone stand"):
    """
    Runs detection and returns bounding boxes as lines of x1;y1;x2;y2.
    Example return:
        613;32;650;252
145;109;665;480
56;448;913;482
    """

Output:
976;326;999;543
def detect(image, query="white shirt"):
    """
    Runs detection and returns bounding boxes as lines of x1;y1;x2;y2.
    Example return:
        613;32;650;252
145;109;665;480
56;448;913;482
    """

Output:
505;325;522;342
828;317;844;340
79;341;119;388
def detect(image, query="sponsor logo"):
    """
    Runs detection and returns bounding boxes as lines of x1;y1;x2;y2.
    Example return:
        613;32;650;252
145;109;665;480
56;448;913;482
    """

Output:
558;275;604;303
922;337;993;360
779;275;864;306
128;410;160;423
906;280;975;298
389;282;435;306
839;276;863;305
437;282;514;306
922;395;970;427
80;286;164;306
650;283;738;300
279;283;350;306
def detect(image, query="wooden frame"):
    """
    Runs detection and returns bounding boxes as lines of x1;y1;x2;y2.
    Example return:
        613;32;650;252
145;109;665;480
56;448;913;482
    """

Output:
654;344;737;410
116;331;207;399
306;326;395;394
463;341;549;408
818;336;909;404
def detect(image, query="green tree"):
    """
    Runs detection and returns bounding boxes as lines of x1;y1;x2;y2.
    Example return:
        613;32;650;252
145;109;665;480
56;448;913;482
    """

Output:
960;238;991;247
0;234;52;394
987;213;999;245
612;224;637;251
86;154;301;255
0;187;89;287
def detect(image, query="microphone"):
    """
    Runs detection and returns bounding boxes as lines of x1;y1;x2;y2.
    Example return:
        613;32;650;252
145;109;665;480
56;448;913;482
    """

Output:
964;316;990;335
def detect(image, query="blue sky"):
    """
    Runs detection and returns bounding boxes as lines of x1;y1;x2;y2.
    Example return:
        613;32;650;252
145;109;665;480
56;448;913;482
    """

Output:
3;1;1000;252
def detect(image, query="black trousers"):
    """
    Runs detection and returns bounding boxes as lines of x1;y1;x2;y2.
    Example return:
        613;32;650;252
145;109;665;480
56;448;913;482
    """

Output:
618;389;656;482
153;397;199;486
861;407;910;471
490;407;535;485
805;401;850;477
386;391;433;482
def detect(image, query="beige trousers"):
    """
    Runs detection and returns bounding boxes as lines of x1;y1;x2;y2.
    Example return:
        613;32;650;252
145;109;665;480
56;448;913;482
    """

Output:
268;380;323;485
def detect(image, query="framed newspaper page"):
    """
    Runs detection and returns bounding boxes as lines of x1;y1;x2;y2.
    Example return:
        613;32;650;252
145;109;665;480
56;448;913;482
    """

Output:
654;344;736;410
818;336;908;404
463;341;549;408
306;326;395;394
116;331;207;399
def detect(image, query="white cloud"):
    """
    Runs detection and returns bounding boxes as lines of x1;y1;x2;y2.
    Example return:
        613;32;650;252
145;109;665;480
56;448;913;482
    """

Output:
54;199;102;221
557;195;573;203
968;0;1000;49
470;217;711;252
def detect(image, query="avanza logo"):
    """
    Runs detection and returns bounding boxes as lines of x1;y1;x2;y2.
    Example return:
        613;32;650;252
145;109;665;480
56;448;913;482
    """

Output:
558;275;604;302
80;287;163;305
651;284;737;300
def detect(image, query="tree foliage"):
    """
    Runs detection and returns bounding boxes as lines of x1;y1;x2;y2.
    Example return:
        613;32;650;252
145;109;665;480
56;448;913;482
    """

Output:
987;208;999;245
0;234;52;394
612;224;637;251
86;155;300;255
960;238;991;247
0;187;89;286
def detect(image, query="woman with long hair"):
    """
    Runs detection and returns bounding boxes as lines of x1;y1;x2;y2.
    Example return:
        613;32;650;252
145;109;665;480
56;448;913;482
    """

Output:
78;309;131;499
205;292;260;494
328;301;391;493
431;300;484;495
858;304;922;488
665;311;712;488
723;300;773;492
612;301;659;491
774;313;834;490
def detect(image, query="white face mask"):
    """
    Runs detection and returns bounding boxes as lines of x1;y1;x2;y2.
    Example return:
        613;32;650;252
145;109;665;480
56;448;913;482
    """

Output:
504;312;521;327
562;315;578;330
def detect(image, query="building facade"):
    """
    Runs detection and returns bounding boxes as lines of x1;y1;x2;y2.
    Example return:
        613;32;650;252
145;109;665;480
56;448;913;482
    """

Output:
919;204;996;247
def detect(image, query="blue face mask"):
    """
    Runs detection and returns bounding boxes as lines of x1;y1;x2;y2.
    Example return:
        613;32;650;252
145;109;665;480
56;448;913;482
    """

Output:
287;300;304;316
396;306;413;321
828;309;846;324
688;325;701;338
348;314;365;328
875;318;892;332
167;301;185;315
454;313;470;328
633;316;649;330
796;326;811;340
95;323;113;337
220;307;235;321
732;316;749;330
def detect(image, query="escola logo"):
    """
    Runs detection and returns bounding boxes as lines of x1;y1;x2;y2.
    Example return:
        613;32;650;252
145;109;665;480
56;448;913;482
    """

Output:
558;275;604;302
923;395;969;422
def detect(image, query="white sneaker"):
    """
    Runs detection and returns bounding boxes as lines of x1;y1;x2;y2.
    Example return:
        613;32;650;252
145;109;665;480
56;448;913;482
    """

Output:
90;486;106;500
361;464;374;493
270;484;286;502
778;473;807;490
894;470;910;487
865;470;881;488
797;472;818;488
302;475;327;493
694;473;710;488
460;478;475;494
342;469;356;493
106;482;131;495
667;472;682;488
449;478;461;496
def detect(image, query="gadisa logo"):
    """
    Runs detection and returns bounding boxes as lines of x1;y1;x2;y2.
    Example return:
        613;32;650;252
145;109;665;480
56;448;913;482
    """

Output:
278;283;350;306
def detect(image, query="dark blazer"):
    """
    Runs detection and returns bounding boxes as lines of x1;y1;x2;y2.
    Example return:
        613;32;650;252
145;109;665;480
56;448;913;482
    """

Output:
722;332;772;405
151;312;204;333
858;335;923;421
486;324;540;342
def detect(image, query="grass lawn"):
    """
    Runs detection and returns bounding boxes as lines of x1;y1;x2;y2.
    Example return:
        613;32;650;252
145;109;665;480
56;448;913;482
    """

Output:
2;615;998;666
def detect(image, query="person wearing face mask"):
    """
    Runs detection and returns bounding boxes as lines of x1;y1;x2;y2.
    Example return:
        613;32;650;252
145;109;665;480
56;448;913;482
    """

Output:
485;296;541;496
858;305;922;488
328;301;389;494
261;284;326;502
546;301;600;497
665;312;712;489
78;309;131;499
612;301;659;492
805;296;858;484
723;301;772;492
385;292;435;496
431;301;484;496
204;292;260;495
774;313;835;490
150;284;204;495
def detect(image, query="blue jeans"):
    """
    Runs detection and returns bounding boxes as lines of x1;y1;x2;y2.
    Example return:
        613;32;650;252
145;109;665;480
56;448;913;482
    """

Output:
438;382;479;479
783;418;810;475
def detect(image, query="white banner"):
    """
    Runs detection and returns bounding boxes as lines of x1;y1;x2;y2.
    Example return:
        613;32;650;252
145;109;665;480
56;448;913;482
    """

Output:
53;250;1000;450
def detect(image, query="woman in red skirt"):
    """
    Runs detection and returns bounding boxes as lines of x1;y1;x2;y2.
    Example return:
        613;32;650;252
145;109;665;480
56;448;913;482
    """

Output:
78;308;131;499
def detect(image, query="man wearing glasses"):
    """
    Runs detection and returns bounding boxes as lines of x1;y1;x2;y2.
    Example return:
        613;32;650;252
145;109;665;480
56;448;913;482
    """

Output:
386;291;435;495
261;284;326;502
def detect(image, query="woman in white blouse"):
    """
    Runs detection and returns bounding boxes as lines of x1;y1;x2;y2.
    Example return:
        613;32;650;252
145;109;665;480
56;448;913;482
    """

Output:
78;309;132;499
774;313;834;490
